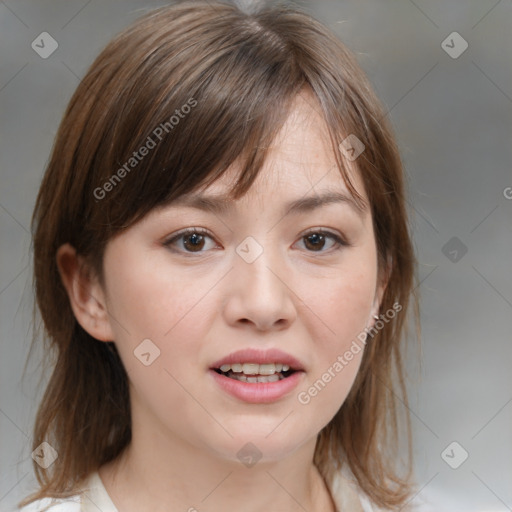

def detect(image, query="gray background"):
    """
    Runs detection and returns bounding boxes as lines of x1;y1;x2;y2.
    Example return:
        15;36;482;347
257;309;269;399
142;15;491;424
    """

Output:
1;0;511;511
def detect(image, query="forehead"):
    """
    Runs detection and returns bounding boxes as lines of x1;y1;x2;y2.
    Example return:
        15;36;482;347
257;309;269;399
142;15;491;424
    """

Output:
195;91;367;205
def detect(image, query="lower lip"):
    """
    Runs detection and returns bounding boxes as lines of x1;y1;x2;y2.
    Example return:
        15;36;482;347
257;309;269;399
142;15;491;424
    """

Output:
209;369;304;404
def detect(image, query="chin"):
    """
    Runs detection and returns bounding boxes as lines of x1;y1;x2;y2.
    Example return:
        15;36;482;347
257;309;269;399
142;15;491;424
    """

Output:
200;425;315;466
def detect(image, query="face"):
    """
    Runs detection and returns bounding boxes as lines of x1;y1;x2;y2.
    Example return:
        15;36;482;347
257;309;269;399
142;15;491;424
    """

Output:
91;92;383;465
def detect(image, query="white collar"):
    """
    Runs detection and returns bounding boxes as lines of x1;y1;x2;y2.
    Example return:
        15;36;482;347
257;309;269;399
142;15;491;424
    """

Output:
79;468;370;512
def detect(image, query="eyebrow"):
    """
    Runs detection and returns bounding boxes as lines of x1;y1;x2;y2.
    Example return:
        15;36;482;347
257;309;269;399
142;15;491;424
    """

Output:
167;190;366;218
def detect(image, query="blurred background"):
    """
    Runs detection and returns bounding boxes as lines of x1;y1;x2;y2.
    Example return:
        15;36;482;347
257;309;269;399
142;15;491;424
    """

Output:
1;0;511;510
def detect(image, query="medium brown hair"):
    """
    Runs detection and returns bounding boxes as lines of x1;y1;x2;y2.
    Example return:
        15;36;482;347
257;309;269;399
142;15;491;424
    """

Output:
21;1;419;509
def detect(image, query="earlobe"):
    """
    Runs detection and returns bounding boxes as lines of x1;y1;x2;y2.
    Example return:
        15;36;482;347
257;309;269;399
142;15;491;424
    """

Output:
56;243;115;342
369;294;382;324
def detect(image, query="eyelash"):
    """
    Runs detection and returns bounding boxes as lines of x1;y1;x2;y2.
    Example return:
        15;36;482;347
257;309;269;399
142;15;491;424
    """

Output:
163;227;349;256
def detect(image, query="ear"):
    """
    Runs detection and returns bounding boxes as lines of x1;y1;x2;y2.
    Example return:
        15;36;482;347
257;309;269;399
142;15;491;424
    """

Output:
369;284;385;321
56;243;115;342
368;255;392;325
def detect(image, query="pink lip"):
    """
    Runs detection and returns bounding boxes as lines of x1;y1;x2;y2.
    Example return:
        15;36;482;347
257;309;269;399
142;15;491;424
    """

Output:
210;348;305;371
209;369;305;404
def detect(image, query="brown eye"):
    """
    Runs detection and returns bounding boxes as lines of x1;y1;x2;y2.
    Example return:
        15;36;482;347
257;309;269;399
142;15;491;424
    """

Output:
304;232;327;251
164;228;217;254
182;232;206;252
298;230;347;253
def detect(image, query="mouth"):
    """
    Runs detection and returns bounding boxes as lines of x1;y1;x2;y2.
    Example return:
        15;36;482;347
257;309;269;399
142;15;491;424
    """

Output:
209;348;305;403
213;362;298;383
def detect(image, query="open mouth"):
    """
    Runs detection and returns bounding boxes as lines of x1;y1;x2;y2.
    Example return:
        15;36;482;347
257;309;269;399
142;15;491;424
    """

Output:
213;363;297;383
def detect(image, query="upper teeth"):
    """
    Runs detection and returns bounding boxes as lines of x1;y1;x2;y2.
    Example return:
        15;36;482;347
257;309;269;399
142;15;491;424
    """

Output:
219;363;290;375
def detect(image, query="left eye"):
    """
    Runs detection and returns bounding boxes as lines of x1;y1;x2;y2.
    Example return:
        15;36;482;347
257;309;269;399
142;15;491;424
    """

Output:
297;230;347;252
163;228;347;255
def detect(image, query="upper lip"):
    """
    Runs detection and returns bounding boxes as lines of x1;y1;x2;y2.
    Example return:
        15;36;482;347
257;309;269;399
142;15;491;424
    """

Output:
211;348;305;371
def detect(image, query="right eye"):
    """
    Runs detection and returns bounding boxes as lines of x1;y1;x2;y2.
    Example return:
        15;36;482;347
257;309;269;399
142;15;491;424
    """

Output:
163;227;219;255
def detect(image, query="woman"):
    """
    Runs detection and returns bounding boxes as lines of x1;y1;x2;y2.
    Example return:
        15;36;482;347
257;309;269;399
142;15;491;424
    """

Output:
19;1;418;510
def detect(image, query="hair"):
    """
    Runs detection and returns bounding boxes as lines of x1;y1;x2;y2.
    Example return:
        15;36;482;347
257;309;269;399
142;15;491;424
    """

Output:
20;1;419;509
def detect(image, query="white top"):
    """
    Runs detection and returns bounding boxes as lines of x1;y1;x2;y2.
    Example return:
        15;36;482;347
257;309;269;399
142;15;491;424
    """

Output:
15;469;379;512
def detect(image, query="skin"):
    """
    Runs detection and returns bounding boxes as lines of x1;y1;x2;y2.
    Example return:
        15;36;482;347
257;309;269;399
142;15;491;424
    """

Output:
57;91;385;512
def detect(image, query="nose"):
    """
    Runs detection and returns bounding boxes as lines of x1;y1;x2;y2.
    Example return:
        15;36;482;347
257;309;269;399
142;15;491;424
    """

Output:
222;240;297;332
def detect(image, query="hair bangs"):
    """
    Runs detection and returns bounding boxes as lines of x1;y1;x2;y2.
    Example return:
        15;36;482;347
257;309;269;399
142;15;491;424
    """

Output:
83;10;307;241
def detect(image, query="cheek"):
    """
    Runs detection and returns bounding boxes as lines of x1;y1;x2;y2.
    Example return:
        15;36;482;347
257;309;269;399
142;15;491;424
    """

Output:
305;252;378;351
101;243;221;401
102;242;216;344
100;246;215;439
294;285;370;432
294;249;377;416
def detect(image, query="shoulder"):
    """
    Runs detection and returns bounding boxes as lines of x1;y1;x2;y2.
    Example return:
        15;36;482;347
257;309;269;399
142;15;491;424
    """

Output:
15;495;81;512
14;470;116;512
329;468;424;512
